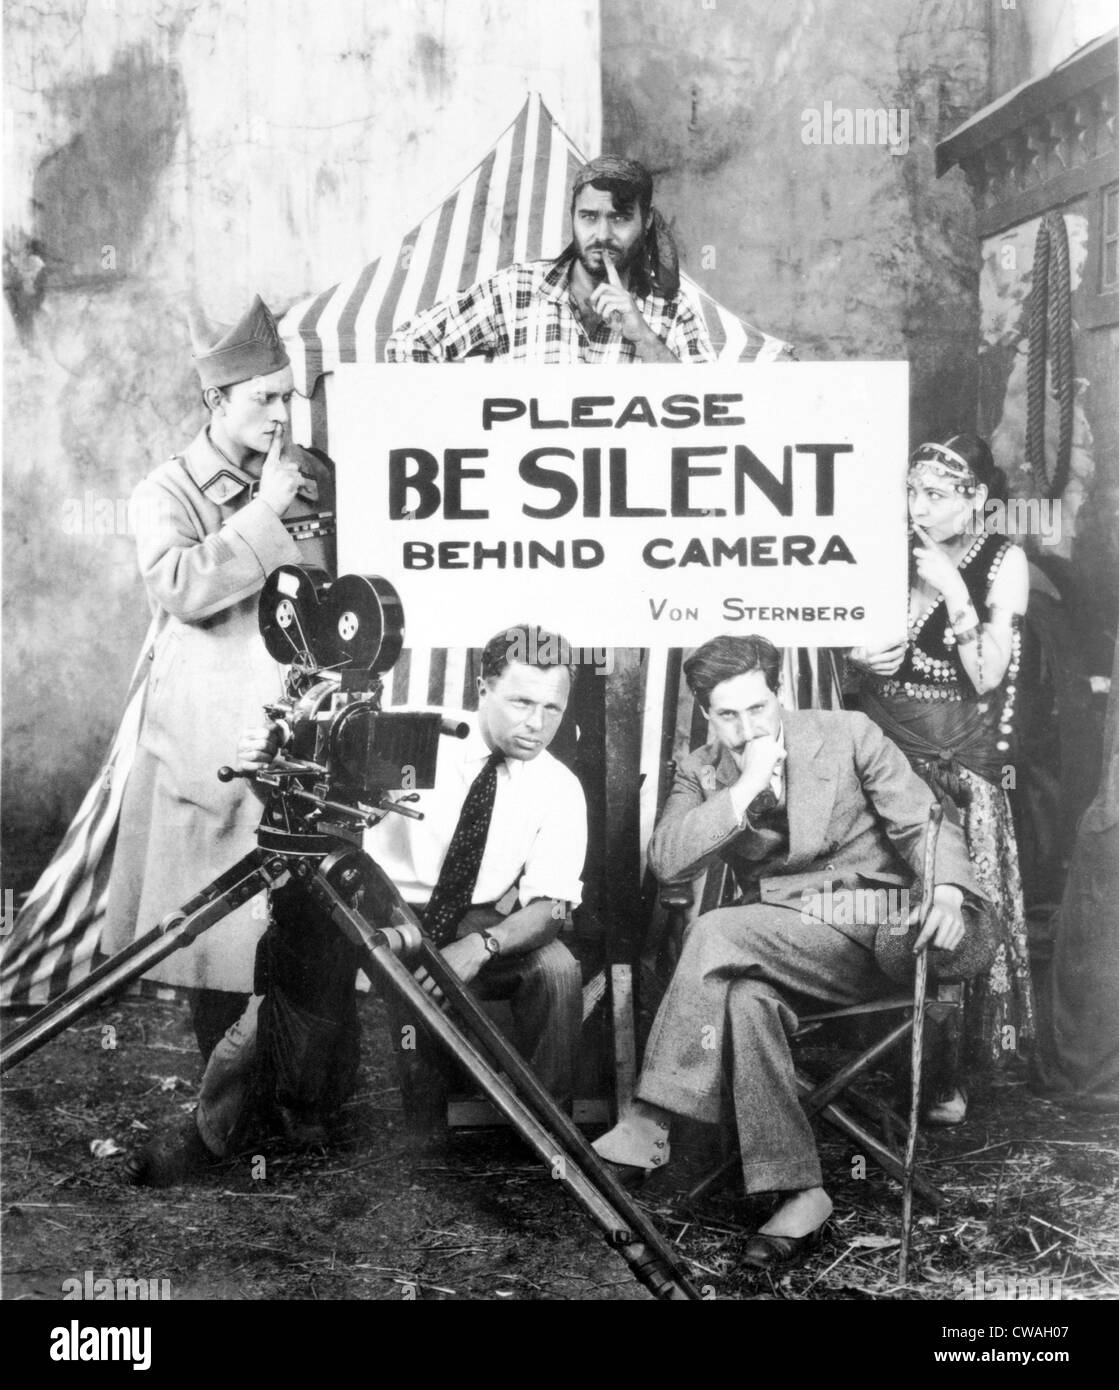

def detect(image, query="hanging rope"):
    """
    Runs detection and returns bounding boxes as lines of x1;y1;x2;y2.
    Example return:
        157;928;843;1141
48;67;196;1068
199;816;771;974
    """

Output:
1025;211;1074;500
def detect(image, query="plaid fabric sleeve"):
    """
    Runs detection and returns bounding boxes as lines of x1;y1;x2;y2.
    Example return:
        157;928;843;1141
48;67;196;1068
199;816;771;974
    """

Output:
385;270;512;363
664;284;718;363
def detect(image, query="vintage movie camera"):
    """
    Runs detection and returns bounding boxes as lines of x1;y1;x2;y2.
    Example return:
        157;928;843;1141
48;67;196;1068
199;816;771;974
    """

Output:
1;559;698;1299
218;565;465;844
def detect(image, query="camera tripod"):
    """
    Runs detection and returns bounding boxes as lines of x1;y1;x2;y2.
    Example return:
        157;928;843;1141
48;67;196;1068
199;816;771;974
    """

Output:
1;795;700;1302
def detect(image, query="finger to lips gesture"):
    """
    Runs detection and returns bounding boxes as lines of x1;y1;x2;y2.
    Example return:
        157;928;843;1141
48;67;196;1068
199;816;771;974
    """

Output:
912;523;963;596
591;251;642;339
259;421;303;516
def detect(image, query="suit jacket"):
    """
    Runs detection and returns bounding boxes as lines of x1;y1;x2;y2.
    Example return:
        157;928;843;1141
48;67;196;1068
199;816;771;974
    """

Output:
649;709;978;937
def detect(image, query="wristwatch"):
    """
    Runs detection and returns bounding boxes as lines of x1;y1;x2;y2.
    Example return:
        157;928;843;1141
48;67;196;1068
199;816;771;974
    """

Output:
478;928;502;960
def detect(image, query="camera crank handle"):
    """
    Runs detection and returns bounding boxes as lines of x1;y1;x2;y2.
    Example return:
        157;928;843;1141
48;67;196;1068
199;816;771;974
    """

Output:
217;766;249;782
378;794;425;821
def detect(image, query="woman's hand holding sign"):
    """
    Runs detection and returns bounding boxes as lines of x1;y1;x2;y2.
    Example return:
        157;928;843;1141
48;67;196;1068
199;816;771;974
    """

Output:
849;640;907;677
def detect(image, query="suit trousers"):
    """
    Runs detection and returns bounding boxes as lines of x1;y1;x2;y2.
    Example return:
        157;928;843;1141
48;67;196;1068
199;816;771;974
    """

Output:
194;881;362;1157
384;938;583;1117
196;933;582;1156
636;904;893;1193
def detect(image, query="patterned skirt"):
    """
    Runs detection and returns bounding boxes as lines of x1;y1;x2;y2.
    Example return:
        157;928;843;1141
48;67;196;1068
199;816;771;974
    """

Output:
957;767;1036;1068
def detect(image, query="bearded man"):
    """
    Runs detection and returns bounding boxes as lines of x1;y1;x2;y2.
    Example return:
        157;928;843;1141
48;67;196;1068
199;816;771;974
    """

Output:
387;155;714;365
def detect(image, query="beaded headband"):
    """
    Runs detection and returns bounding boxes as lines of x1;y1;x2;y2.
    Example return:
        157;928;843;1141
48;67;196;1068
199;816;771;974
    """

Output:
907;442;978;496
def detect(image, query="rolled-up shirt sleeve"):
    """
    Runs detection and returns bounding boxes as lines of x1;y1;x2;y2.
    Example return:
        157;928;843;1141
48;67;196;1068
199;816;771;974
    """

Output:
386;272;508;363
517;769;587;908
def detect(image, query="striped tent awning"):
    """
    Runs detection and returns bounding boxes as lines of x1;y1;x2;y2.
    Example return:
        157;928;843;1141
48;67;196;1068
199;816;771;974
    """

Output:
1;623;157;1009
3;97;795;1012
280;92;792;397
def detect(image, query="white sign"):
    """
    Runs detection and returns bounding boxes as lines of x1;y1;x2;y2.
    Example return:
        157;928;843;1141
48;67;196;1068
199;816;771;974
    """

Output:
328;362;909;649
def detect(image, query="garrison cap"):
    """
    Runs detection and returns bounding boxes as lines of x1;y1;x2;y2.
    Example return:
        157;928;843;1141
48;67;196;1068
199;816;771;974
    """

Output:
188;295;290;390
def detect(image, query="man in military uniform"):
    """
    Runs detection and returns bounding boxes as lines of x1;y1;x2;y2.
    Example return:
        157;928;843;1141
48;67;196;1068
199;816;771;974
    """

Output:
102;295;336;1061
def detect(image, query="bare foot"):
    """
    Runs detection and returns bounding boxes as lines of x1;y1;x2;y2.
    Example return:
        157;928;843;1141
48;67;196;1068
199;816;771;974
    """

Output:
758;1187;833;1238
592;1100;671;1169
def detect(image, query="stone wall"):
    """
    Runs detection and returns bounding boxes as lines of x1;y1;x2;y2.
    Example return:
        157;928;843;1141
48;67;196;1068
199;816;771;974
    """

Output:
7;0;1111;869
2;0;601;865
600;0;991;442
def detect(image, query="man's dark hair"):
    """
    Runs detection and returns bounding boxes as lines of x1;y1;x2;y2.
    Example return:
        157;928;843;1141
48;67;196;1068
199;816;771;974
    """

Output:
480;624;578;690
569;156;654;221
563;155;679;299
683;635;782;709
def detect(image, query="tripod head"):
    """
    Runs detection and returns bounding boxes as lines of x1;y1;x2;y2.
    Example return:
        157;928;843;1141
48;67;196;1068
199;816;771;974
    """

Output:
218;565;466;852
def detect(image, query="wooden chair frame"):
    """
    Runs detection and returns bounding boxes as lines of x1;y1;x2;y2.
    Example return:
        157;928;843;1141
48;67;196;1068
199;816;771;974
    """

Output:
657;875;950;1211
640;647;950;1210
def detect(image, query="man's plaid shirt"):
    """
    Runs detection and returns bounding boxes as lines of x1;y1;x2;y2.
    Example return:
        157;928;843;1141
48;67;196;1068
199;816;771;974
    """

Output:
386;255;716;364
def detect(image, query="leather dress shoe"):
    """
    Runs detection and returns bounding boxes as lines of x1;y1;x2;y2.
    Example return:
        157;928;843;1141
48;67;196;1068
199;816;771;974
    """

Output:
124;1119;217;1187
741;1221;828;1272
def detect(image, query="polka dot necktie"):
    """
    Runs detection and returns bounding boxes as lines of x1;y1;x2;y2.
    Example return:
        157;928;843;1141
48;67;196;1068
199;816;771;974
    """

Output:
423;751;505;947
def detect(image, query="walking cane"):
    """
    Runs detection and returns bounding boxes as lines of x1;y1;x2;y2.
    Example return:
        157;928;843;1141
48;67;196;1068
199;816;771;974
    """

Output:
899;802;942;1285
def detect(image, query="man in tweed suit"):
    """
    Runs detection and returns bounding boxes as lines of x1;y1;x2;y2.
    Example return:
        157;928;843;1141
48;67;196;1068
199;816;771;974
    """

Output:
594;635;979;1269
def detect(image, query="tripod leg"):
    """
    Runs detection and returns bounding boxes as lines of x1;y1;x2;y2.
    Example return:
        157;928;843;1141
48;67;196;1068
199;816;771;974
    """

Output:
372;944;693;1300
308;853;700;1301
1;852;286;1073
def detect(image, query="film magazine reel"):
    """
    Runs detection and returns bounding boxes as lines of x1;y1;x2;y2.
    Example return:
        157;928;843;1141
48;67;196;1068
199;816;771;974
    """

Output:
254;564;451;803
260;564;404;677
0;562;701;1300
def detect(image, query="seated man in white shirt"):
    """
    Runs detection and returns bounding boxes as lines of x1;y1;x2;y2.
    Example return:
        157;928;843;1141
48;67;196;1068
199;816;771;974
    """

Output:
371;627;588;1121
125;625;587;1184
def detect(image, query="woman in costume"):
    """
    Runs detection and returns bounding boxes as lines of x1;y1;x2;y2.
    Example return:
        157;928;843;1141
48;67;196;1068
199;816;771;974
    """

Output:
849;434;1035;1123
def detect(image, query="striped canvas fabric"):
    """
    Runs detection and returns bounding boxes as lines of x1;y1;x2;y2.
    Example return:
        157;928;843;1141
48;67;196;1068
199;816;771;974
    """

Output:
4;96;795;1008
3;638;839;1005
1;639;488;1010
280;91;793;451
1;623;156;1008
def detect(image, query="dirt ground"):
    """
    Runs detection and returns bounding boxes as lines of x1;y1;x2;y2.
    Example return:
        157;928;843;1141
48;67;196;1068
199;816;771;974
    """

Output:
3;989;1117;1304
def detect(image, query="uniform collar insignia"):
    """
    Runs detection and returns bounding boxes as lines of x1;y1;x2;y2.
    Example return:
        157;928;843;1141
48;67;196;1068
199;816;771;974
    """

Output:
181;427;318;506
